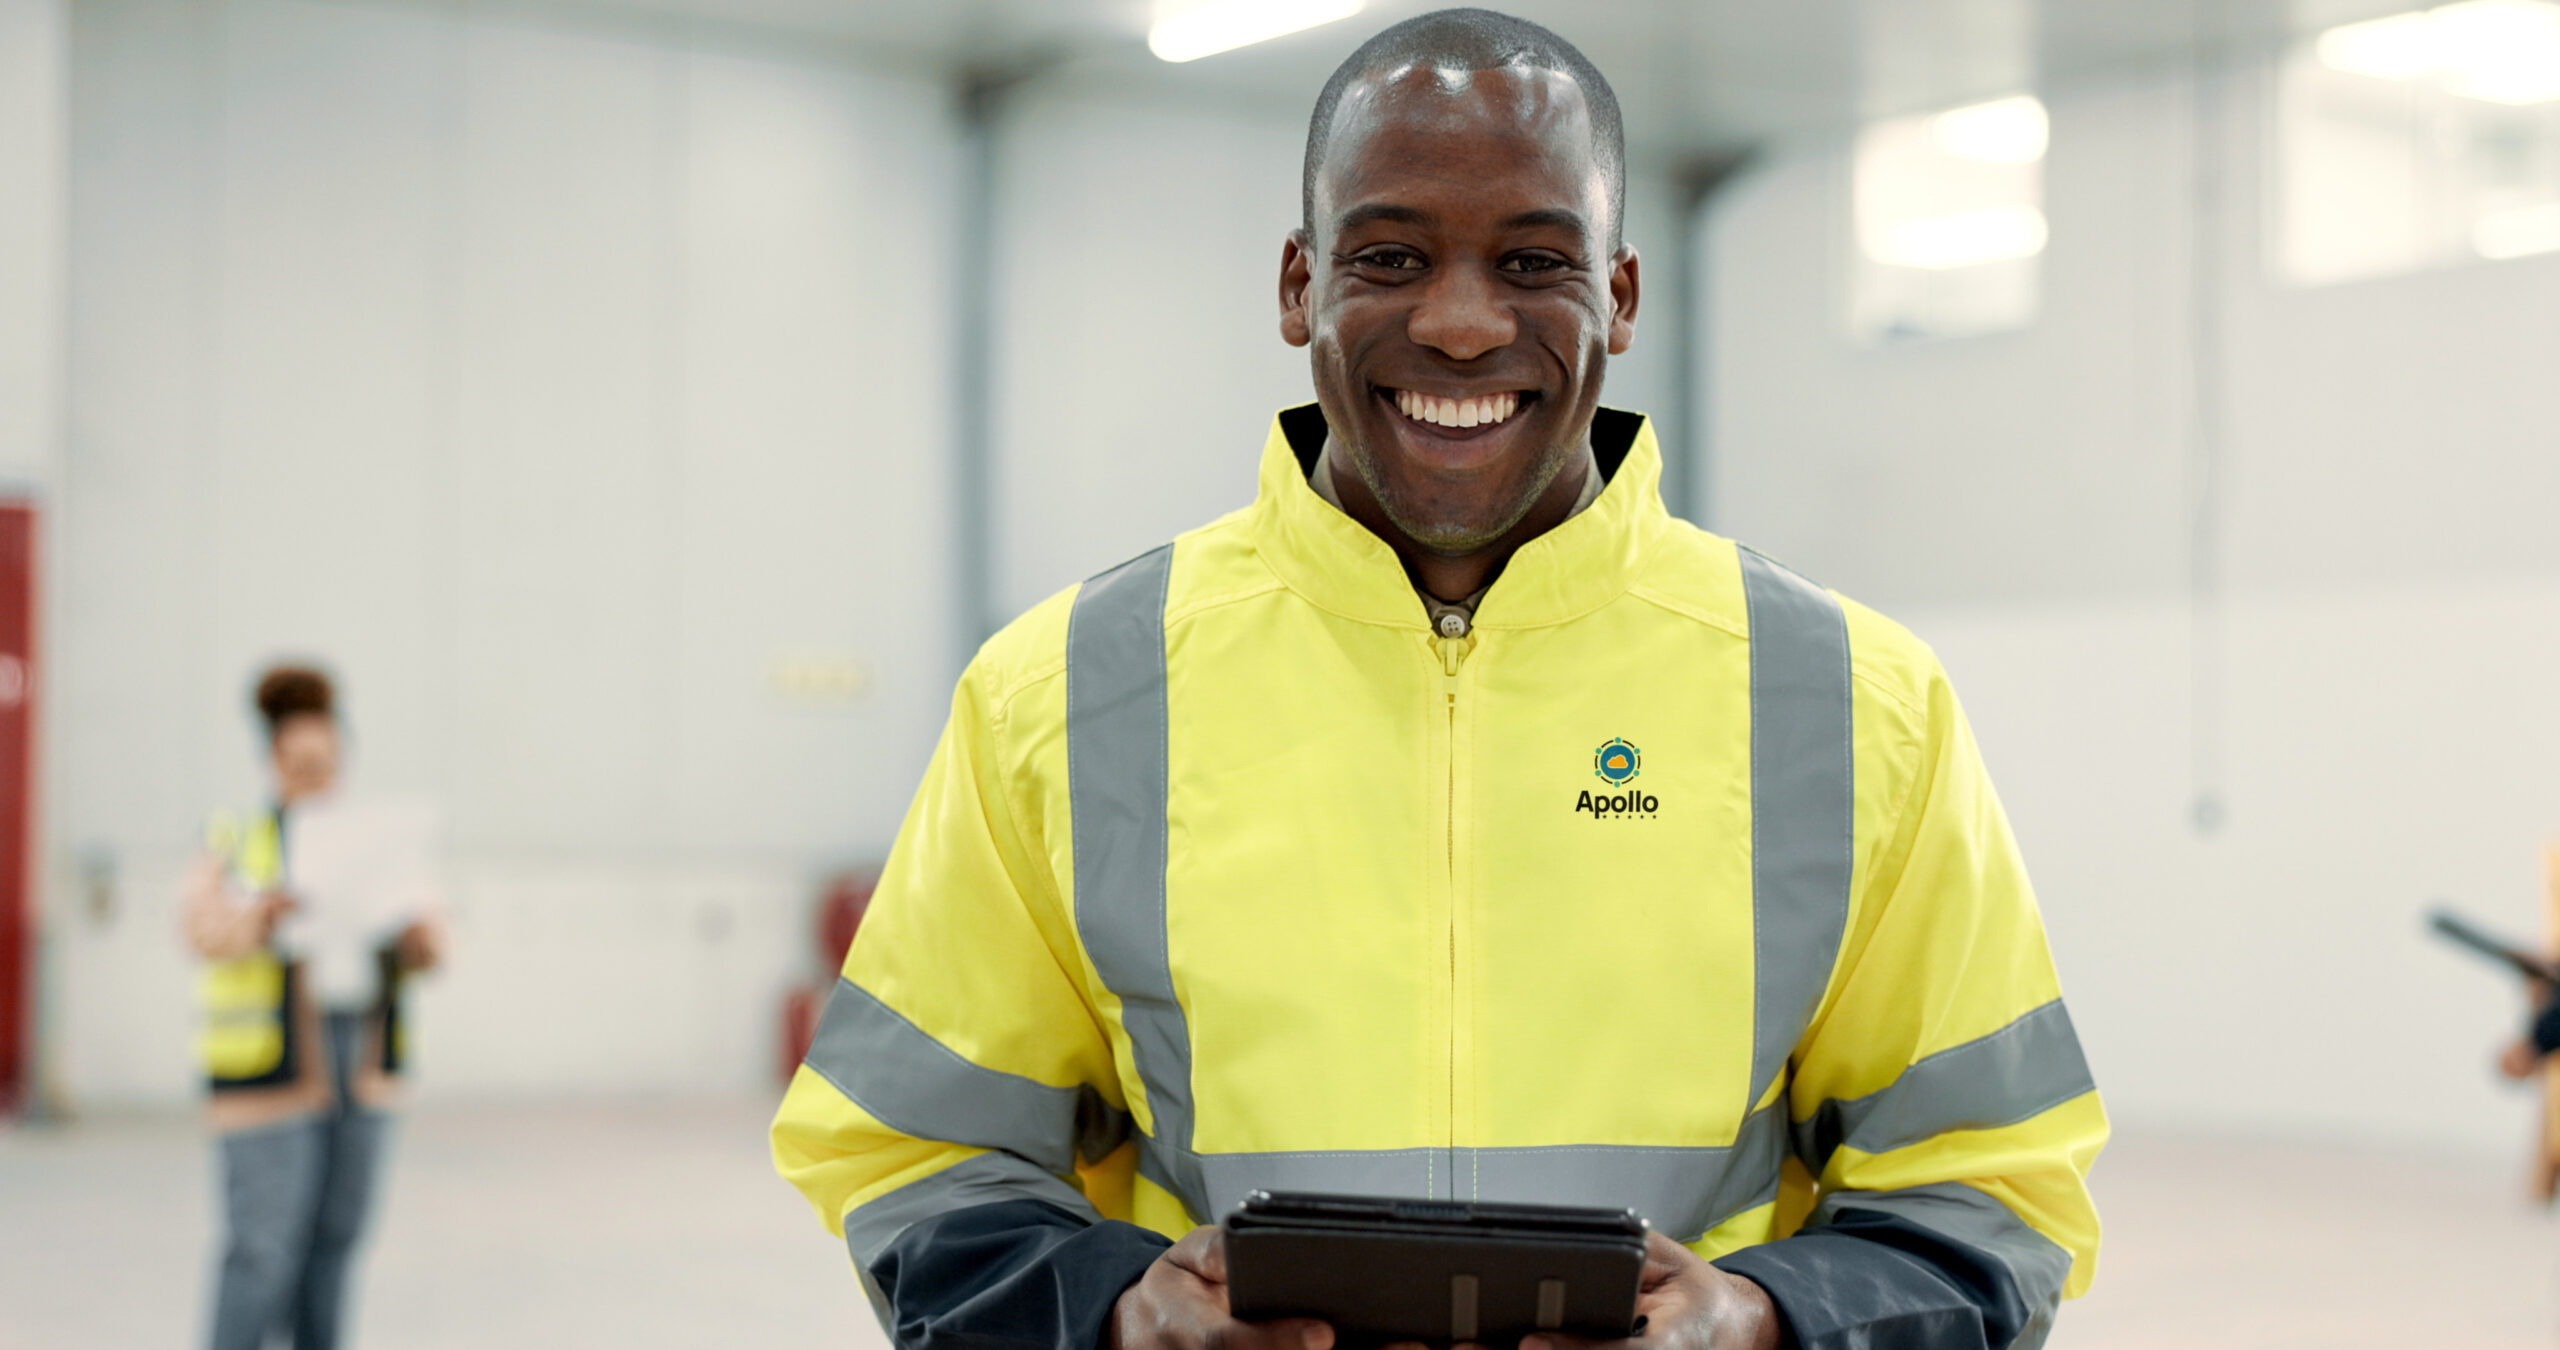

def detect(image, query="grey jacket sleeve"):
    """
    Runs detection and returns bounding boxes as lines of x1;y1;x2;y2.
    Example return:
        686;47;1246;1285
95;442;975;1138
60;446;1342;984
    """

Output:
1712;1188;2070;1350
867;1198;1173;1350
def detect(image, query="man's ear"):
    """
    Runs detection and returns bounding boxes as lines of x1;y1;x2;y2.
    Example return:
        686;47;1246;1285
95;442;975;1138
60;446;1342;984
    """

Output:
1606;245;1640;356
1279;230;1314;348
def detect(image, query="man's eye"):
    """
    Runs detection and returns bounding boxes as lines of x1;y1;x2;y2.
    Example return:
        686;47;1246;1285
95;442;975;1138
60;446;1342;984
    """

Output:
1501;254;1570;274
1353;249;1424;270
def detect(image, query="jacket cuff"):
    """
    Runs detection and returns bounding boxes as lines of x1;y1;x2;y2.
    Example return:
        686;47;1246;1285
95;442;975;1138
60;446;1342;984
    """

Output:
1712;1211;2038;1350
869;1198;1172;1350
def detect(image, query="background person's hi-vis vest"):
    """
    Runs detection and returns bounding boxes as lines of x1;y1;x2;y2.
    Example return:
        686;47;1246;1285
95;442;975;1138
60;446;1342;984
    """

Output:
773;408;2104;1338
198;810;297;1085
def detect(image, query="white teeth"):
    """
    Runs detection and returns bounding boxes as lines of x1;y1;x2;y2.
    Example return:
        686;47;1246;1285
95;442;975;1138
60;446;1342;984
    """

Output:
1394;390;1522;428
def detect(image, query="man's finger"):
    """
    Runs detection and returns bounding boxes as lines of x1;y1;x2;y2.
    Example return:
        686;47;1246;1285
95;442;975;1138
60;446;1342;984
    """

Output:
1521;1331;1629;1350
1165;1225;1226;1283
1231;1316;1333;1350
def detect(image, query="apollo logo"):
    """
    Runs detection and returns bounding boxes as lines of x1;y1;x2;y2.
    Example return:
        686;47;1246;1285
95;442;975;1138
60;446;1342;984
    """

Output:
1593;737;1640;785
1577;738;1658;818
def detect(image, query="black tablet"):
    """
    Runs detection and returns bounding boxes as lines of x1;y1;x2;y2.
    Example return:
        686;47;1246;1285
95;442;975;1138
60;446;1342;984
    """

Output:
1224;1191;1648;1346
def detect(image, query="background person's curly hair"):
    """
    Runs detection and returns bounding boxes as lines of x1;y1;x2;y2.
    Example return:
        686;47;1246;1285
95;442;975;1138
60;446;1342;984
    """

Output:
253;664;336;741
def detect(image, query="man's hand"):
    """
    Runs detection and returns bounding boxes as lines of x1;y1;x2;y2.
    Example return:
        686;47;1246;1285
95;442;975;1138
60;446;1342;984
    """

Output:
1510;1231;1781;1350
1111;1226;1335;1350
2500;1037;2542;1081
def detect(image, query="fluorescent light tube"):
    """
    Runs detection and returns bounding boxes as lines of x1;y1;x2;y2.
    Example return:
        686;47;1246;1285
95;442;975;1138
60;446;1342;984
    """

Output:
2316;10;2441;80
2474;202;2560;258
2316;0;2560;103
1868;206;2051;270
1149;0;1365;63
1931;96;2049;164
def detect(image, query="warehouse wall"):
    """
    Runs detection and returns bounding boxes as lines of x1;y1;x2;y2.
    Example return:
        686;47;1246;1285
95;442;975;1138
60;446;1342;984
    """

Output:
0;0;63;488
1708;63;2560;1152
57;0;959;1104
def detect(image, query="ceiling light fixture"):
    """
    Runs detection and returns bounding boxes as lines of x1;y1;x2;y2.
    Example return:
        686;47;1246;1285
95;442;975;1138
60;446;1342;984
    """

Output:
2473;201;2560;258
1930;96;2050;163
2315;9;2442;79
1149;0;1366;63
2316;0;2560;105
1867;206;2051;270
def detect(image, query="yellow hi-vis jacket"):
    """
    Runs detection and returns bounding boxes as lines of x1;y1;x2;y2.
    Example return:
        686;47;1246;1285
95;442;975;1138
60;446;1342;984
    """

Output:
773;408;2104;1326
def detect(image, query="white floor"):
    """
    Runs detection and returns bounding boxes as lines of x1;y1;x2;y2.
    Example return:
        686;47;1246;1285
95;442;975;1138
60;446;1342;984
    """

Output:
0;1098;888;1350
2;1105;2554;1349
2056;1128;2560;1348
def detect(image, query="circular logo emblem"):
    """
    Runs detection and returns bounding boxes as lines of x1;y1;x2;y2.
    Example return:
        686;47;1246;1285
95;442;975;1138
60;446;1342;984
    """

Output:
1593;737;1641;785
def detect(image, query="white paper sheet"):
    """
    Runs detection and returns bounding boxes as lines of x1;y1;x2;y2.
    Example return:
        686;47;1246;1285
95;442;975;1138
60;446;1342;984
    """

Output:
276;794;439;1009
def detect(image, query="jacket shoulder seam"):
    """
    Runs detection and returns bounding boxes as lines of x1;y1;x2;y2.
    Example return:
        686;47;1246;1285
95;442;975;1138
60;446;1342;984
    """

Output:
979;573;1289;715
1167;576;1291;629
1850;661;1927;723
1623;584;1748;640
988;654;1067;722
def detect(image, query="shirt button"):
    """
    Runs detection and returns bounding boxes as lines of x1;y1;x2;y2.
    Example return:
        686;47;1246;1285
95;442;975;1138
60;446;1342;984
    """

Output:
1437;612;1469;639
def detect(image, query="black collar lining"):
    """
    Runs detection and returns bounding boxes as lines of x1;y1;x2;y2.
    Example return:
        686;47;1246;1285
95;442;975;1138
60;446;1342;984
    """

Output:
1280;402;1640;488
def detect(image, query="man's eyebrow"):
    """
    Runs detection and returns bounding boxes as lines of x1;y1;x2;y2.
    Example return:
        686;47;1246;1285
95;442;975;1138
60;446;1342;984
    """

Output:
1500;208;1589;240
1335;203;1435;232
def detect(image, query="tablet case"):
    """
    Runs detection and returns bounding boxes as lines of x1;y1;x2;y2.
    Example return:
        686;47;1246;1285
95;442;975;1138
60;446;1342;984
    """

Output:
1224;1191;1648;1346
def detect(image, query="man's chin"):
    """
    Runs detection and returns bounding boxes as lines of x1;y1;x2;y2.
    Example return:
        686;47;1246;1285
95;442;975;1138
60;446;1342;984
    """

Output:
1372;495;1538;559
1403;530;1509;560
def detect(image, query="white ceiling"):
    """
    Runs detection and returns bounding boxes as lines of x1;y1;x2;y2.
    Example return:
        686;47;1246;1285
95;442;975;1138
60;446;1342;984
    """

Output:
467;0;2423;158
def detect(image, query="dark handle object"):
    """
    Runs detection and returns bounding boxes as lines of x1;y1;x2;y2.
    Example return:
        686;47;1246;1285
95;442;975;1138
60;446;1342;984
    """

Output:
2428;906;2560;984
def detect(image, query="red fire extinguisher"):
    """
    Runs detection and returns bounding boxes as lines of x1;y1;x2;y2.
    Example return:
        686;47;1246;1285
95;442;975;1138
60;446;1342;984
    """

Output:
778;869;875;1086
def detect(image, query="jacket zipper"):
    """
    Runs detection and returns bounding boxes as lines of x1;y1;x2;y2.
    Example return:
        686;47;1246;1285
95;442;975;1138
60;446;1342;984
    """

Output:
1432;632;1472;1198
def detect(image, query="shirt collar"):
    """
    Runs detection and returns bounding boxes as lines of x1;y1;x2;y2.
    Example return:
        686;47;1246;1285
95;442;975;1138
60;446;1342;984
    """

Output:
1306;437;1605;633
1247;404;1669;632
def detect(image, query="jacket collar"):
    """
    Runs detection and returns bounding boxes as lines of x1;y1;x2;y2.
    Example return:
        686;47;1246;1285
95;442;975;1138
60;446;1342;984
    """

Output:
1247;404;1670;632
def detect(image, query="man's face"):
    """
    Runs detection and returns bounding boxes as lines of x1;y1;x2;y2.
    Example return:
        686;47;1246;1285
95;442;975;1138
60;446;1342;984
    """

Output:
1283;62;1638;556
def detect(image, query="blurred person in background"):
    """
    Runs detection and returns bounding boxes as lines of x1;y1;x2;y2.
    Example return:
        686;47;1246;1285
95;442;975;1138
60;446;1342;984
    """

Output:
182;665;445;1350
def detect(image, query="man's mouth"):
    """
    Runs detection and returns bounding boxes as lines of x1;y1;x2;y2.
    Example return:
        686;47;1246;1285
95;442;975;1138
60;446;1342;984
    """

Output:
1385;387;1533;431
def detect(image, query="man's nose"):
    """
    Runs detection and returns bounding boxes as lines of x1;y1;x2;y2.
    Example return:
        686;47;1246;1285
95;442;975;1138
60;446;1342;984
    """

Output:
1405;266;1516;361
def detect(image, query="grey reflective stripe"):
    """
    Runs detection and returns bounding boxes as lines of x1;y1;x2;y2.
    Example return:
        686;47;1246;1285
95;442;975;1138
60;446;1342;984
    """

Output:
1066;545;1198;1191
1791;999;2096;1177
801;976;1082;1177
1460;1103;1790;1240
1137;1103;1789;1241
1738;547;1854;1108
1811;1181;2071;1350
841;1148;1101;1270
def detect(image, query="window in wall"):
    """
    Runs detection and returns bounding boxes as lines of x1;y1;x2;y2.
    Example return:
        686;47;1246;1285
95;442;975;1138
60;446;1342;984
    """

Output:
1850;94;2049;344
2277;0;2560;286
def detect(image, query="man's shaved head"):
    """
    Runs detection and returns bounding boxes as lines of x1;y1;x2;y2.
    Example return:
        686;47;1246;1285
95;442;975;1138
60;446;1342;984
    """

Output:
1303;8;1625;247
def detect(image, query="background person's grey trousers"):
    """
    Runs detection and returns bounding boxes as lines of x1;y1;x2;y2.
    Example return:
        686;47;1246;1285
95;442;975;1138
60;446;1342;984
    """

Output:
207;1015;393;1350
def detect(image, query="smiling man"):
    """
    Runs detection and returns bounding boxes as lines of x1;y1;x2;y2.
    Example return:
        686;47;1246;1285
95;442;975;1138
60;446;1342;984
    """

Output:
772;11;2103;1350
